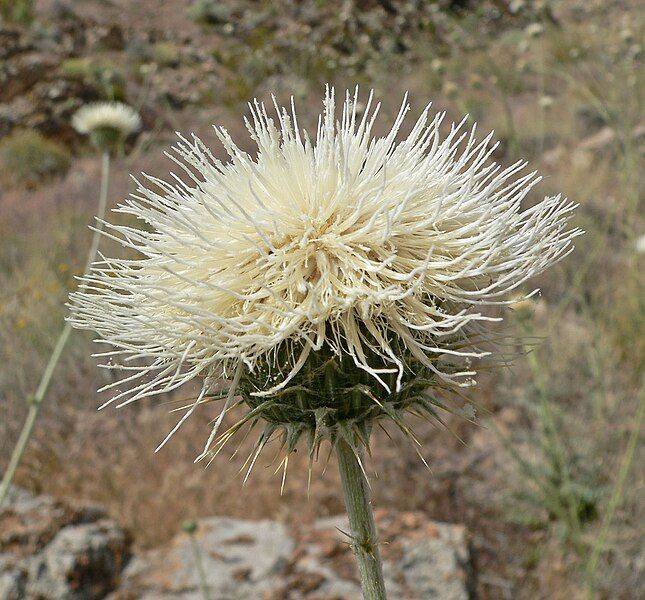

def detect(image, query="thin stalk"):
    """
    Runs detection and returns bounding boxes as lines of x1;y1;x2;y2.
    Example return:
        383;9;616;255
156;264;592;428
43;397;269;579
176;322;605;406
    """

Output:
0;151;111;505
336;438;387;600
188;534;210;600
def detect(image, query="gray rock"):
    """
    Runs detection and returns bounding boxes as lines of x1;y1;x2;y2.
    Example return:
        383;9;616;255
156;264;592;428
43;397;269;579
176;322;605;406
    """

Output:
0;486;130;600
288;514;471;599
120;517;294;600
2;486;472;599
89;24;125;51
0;54;57;102
400;523;470;600
26;520;130;600
0;27;30;60
0;554;26;600
119;511;472;600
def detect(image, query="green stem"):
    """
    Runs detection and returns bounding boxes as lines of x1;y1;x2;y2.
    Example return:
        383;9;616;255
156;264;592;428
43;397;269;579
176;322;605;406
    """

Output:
188;534;210;600
336;438;387;600
0;151;111;505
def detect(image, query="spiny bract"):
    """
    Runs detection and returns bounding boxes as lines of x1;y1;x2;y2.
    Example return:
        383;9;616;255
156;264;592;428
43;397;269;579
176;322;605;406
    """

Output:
68;87;580;466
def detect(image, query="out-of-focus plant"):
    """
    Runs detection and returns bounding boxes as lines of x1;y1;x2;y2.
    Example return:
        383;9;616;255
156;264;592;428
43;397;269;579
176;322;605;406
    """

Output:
0;0;34;25
182;520;210;600
0;102;141;506
60;58;127;102
0;130;70;188
585;382;644;596
501;302;601;555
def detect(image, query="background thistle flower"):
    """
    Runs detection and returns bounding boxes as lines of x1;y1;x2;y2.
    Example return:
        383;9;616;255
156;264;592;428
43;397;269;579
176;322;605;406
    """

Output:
72;101;141;153
68;87;580;597
0;101;134;505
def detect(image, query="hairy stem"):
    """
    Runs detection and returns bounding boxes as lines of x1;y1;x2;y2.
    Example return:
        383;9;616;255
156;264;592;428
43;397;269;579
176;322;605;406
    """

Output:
336;438;387;600
0;151;111;505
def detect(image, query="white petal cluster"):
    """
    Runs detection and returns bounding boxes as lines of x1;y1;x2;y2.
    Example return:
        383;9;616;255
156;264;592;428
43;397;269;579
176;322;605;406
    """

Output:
69;88;579;416
72;101;141;137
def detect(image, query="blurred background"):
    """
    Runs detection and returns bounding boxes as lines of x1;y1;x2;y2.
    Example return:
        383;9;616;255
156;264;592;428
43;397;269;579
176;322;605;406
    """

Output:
0;0;642;598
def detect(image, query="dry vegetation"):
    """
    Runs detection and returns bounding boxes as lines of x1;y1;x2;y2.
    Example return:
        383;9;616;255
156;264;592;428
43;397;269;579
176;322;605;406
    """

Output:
1;0;643;598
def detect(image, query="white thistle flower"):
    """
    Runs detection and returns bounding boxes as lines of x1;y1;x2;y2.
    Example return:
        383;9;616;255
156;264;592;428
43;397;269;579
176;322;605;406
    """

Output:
69;88;580;458
72;101;141;138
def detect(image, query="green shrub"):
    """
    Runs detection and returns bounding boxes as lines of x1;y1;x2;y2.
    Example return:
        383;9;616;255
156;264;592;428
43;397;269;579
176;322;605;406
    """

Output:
0;0;34;25
0;130;71;187
59;57;96;81
59;58;126;101
152;42;181;68
188;0;230;25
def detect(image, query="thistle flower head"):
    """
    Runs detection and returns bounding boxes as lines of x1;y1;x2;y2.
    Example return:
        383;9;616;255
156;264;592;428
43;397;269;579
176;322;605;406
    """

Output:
69;88;580;466
72;101;141;150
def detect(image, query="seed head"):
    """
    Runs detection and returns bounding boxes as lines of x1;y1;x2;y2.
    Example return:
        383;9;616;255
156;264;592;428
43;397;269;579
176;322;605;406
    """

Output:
68;88;580;464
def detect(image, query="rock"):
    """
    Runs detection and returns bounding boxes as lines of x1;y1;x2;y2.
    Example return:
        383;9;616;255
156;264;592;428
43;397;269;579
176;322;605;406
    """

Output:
0;20;97;138
90;24;125;51
0;27;31;60
118;511;472;600
0;486;131;600
0;485;78;556
25;521;130;600
287;512;472;599
400;523;470;600
0;554;27;600
0;96;32;137
0;76;101;141
118;517;295;599
0;54;58;103
2;487;472;599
